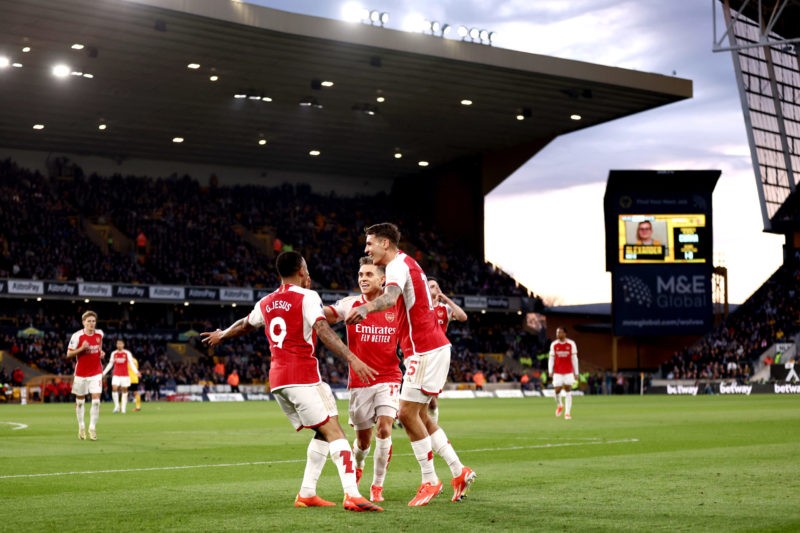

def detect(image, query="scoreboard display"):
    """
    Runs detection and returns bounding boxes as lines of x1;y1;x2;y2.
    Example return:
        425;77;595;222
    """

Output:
618;214;708;264
604;170;720;336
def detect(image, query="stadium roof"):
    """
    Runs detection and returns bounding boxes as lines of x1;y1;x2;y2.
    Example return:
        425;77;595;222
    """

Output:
0;0;692;190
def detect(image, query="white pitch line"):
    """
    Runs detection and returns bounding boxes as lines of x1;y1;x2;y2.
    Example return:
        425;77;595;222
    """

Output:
0;422;28;431
0;438;639;480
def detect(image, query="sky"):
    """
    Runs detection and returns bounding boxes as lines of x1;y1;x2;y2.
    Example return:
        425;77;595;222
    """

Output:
246;0;785;305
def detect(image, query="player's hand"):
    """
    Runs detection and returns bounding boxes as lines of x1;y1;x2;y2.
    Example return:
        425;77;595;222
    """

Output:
200;329;223;347
345;306;368;325
350;357;378;383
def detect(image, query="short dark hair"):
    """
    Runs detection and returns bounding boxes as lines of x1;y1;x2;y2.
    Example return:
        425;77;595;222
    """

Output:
365;222;400;246
276;251;305;278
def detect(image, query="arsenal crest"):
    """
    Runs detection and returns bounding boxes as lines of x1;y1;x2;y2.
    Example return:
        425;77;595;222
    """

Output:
385;312;396;322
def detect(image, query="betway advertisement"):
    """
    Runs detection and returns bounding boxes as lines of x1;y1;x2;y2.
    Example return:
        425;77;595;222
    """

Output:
613;264;712;336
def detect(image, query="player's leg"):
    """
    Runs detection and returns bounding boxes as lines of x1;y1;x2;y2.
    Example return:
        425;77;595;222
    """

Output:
295;433;334;506
563;374;575;419
317;418;382;511
370;414;394;502
72;377;87;439
553;375;565;416
111;383;120;413
282;383;380;511
427;395;439;424
120;386;129;414
348;387;375;485
88;389;101;440
353;427;373;485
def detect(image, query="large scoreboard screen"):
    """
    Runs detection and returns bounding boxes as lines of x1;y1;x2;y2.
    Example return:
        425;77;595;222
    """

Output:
604;170;720;336
618;214;708;264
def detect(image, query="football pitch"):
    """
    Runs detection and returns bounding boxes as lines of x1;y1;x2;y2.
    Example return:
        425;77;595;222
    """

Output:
1;395;798;532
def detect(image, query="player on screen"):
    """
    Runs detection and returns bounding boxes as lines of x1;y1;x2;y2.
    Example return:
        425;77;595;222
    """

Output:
102;339;139;414
66;310;105;441
325;256;402;503
425;278;467;424
200;251;382;512
548;327;580;420
635;220;661;245
345;223;476;506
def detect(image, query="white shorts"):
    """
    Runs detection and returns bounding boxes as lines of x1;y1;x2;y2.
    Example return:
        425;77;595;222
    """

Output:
348;381;401;430
273;383;339;431
552;373;576;388
72;374;103;396
400;345;451;403
111;376;132;388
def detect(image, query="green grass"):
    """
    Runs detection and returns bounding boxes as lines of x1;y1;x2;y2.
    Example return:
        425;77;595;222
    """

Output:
1;395;799;532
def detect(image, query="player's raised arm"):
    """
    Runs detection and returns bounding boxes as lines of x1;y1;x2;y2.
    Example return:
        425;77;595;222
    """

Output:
200;316;256;347
313;319;377;382
345;285;401;324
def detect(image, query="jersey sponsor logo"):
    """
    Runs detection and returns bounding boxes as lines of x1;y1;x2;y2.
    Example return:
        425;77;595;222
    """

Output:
354;324;397;335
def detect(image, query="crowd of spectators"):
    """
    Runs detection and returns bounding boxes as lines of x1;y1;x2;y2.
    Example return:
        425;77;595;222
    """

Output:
0;158;532;296
8;158;800;393
660;263;800;382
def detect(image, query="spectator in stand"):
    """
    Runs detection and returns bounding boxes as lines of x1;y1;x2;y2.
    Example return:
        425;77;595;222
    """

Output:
472;370;486;391
11;367;24;387
227;369;240;393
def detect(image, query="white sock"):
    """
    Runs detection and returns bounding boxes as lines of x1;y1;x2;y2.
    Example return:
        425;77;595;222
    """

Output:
557;390;564;406
565;391;573;414
112;392;119;409
430;428;463;478
353;440;370;469
410;437;438;484
76;399;85;429
299;439;329;498
329;438;360;497
89;399;100;430
372;437;392;486
121;392;129;413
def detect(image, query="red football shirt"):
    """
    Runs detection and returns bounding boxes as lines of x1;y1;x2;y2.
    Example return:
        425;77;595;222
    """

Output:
328;295;402;388
68;329;105;377
384;251;449;356
247;284;325;391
